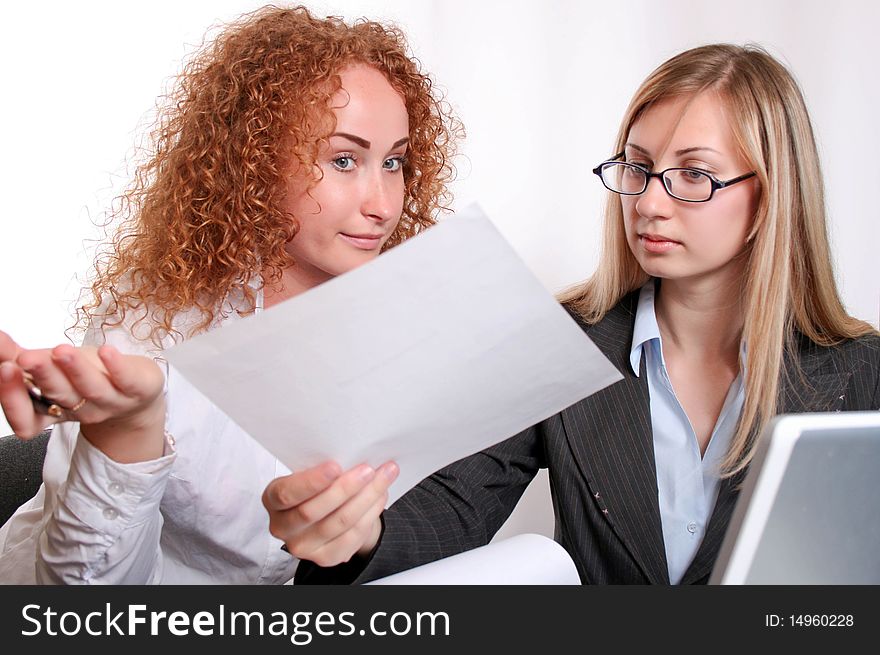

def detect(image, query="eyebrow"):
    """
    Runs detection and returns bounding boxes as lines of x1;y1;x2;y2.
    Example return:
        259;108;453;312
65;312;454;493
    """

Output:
625;143;722;157
675;146;722;156
331;133;409;150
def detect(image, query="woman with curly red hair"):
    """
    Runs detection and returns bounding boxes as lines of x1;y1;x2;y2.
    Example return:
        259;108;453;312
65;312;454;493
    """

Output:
0;5;460;583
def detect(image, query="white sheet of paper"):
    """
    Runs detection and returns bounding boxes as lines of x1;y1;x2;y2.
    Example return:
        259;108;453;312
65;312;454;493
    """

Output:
366;534;580;585
164;205;621;504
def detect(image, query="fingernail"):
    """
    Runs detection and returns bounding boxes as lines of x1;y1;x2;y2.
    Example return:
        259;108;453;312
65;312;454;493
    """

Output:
28;362;43;373
381;462;399;481
0;361;14;383
322;461;342;480
53;353;72;365
357;464;376;482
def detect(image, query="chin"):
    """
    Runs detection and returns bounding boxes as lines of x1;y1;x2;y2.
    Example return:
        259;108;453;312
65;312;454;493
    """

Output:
337;252;380;274
636;261;687;282
634;256;667;278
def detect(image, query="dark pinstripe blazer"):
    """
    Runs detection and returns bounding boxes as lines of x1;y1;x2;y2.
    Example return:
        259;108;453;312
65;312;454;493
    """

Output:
296;292;880;585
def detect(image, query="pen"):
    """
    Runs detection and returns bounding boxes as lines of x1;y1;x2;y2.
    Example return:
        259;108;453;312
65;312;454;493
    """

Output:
21;371;64;418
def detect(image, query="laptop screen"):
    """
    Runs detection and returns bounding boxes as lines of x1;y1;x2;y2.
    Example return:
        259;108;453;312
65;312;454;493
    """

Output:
710;411;880;584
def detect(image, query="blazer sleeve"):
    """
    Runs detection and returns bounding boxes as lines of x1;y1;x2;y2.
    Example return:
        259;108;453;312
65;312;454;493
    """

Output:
295;422;546;584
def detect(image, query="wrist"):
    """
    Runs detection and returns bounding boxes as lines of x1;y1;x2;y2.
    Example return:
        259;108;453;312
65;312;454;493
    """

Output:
355;515;384;560
80;396;168;464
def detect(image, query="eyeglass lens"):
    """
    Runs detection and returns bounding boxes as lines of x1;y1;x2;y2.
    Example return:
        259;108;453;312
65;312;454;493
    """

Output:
601;163;713;201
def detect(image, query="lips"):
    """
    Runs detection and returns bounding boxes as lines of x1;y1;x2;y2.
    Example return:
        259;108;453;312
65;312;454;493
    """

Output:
638;233;682;253
339;232;385;250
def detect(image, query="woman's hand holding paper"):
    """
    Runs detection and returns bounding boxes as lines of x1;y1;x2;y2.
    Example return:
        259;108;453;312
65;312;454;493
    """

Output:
263;460;398;567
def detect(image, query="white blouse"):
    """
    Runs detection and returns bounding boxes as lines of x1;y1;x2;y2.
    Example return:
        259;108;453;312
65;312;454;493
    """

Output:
0;287;298;584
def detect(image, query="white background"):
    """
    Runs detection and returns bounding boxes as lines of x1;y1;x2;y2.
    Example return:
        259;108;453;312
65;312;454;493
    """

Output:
2;1;877;540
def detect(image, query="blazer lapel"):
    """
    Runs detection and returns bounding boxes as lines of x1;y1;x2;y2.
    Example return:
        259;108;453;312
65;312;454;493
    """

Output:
562;295;670;584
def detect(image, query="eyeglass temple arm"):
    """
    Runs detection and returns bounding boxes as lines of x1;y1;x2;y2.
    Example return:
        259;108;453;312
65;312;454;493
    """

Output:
591;151;627;176
715;171;757;188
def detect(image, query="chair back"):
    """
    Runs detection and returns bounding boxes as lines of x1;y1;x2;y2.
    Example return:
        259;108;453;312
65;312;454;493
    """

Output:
0;430;51;527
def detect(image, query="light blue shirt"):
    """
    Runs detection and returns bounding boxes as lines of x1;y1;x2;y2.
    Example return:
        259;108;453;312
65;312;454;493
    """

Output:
629;281;745;584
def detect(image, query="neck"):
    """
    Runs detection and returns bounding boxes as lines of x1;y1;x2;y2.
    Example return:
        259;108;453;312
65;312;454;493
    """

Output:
262;265;332;309
654;275;744;359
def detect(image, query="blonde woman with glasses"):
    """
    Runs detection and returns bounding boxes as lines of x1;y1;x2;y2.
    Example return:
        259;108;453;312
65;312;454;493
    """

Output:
269;43;879;585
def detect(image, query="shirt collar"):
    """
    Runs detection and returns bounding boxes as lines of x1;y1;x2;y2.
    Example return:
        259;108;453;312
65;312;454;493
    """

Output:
629;279;661;376
628;279;749;376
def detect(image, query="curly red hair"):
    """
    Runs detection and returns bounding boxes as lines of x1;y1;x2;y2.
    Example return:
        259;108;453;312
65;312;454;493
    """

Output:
79;5;461;344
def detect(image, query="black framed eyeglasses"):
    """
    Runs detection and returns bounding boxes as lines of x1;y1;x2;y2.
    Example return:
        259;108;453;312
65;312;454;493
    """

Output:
592;151;756;203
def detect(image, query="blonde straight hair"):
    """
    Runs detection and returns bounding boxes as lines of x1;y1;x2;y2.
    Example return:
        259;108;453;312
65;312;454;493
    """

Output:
560;44;877;476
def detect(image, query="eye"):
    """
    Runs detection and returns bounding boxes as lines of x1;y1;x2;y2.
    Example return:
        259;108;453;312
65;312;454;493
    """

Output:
383;156;405;172
680;168;709;183
331;154;357;172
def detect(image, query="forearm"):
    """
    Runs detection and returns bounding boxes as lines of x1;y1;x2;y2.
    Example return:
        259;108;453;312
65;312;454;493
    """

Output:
80;396;167;464
35;427;175;584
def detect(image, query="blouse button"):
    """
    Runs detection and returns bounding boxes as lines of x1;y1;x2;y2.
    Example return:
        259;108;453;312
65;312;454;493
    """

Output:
108;482;124;496
687;522;698;534
103;507;119;521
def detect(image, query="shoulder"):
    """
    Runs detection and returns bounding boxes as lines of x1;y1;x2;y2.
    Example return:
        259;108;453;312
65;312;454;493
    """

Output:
831;333;880;386
82;303;209;356
82;310;159;356
795;332;880;371
562;290;640;332
792;332;880;409
561;291;641;367
561;290;640;344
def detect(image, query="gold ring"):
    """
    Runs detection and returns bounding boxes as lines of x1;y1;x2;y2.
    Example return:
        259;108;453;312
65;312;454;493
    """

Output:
67;398;87;413
23;371;65;418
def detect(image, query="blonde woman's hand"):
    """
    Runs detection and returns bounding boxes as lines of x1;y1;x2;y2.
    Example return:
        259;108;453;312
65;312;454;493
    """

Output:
0;330;167;463
263;460;399;567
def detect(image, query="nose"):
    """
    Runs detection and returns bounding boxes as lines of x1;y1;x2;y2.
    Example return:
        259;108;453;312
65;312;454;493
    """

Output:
360;168;400;223
633;174;673;220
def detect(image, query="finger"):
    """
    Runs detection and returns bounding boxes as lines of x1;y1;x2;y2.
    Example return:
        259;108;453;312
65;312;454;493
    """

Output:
17;348;81;408
97;346;164;401
283;461;398;553
311;462;396;545
0;331;23;363
263;461;343;512
300;491;388;567
311;462;397;544
49;345;116;407
0;361;53;438
273;463;378;537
